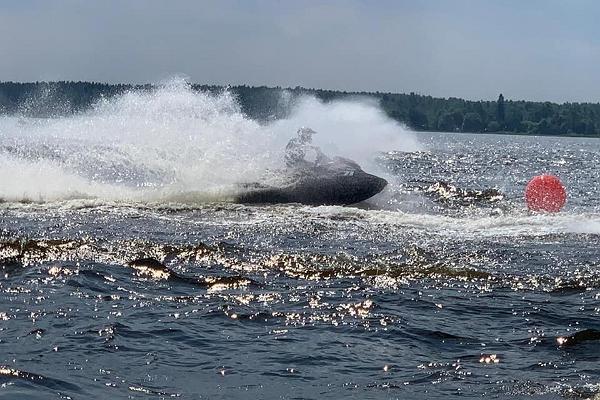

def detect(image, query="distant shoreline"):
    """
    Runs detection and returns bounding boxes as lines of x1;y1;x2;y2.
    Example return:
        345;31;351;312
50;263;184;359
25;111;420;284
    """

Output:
418;129;600;139
1;81;599;138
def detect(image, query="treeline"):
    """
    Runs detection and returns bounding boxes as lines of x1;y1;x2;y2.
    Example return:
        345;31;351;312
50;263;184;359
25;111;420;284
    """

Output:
1;81;600;137
0;81;144;116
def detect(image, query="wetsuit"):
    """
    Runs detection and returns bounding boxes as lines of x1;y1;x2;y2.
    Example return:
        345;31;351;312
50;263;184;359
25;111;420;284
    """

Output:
285;137;310;167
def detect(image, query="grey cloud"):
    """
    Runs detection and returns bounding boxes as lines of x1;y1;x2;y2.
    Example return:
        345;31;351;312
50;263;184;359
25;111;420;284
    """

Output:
0;0;598;102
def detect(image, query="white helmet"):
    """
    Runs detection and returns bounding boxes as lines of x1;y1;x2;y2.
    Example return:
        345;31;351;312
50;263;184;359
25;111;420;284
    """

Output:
297;127;316;140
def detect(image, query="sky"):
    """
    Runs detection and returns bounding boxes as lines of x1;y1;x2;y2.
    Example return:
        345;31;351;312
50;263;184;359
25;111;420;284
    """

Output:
0;0;599;103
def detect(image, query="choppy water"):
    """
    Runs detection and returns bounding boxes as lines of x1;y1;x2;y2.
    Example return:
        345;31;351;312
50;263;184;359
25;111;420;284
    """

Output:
1;86;600;399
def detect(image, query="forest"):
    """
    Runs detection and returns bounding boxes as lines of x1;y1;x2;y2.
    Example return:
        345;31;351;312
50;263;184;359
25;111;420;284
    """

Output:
1;81;600;137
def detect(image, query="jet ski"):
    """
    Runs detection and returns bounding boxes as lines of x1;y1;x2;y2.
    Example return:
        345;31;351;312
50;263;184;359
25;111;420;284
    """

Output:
235;156;388;205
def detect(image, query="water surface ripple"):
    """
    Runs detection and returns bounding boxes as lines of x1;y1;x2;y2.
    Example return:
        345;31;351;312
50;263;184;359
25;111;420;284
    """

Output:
1;133;600;399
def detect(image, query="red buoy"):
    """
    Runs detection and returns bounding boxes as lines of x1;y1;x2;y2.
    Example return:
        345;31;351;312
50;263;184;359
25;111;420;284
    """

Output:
525;174;566;212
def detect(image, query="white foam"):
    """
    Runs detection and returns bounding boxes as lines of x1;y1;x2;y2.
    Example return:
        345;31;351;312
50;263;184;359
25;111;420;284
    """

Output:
269;95;421;170
300;205;600;238
0;79;419;203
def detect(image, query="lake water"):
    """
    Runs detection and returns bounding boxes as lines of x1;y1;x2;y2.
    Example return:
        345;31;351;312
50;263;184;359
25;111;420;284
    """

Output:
1;90;600;399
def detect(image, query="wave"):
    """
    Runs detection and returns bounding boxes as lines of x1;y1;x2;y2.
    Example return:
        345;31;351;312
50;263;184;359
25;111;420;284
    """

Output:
2;236;599;292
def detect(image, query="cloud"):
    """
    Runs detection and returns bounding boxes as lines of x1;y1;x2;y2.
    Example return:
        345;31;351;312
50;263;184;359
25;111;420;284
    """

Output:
0;0;598;102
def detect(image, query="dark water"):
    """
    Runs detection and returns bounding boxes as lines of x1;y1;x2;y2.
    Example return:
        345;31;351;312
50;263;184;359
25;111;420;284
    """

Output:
1;132;600;399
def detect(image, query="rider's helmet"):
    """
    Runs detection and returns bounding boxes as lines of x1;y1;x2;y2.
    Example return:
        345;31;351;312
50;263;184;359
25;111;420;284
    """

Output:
297;127;316;142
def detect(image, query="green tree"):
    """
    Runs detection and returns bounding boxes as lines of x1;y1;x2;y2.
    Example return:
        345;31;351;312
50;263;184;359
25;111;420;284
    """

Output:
487;120;501;132
437;111;462;131
462;112;484;132
408;108;428;130
497;93;505;125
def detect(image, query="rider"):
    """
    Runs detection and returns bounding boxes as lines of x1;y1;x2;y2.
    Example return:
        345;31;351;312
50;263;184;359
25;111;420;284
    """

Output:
285;127;325;168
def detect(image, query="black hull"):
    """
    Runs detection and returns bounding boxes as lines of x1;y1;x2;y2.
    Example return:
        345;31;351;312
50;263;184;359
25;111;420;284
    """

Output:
235;158;388;206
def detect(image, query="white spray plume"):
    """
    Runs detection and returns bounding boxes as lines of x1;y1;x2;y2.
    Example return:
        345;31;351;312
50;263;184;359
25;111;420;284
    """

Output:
0;79;420;203
270;95;421;168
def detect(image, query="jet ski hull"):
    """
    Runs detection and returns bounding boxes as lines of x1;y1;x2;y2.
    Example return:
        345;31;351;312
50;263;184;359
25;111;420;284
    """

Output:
235;158;388;205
